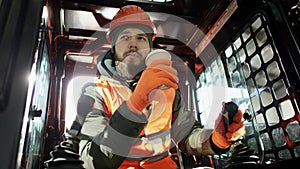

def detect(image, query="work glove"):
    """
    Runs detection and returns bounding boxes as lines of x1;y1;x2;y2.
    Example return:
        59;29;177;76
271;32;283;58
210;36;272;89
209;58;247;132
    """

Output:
126;60;179;114
211;102;246;149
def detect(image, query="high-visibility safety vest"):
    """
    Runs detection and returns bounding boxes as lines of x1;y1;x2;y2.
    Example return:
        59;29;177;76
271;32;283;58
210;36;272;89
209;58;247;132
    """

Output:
95;79;177;169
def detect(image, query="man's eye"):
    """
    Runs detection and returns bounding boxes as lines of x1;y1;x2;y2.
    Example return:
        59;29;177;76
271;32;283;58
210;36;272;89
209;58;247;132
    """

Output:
138;36;147;41
120;35;129;40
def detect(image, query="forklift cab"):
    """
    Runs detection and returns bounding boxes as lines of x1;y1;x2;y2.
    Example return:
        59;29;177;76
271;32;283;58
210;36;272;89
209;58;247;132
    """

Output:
0;0;299;169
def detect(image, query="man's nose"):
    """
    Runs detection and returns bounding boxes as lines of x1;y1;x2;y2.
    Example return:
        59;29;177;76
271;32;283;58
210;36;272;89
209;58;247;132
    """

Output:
128;38;138;50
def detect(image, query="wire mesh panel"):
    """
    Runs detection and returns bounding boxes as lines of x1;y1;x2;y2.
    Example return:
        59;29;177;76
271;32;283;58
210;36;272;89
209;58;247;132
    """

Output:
222;13;300;162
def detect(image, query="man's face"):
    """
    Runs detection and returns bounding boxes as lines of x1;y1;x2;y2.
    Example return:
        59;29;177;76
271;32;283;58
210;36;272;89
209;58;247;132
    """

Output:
114;28;151;79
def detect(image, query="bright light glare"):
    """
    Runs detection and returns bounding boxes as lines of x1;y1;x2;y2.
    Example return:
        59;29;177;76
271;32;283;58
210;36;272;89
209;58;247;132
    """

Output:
65;76;97;130
28;63;36;82
95;7;119;20
64;10;101;31
42;6;48;22
148;0;173;2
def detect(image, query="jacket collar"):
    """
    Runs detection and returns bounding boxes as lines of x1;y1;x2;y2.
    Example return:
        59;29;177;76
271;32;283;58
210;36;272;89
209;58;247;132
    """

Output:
96;50;141;89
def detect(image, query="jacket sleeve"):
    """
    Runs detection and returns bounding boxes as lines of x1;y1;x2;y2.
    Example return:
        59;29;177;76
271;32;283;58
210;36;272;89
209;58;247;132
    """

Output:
171;90;224;156
78;83;148;169
67;82;96;137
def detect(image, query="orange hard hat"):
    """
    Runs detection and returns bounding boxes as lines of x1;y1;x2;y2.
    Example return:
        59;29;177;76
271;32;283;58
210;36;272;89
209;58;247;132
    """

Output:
106;5;157;43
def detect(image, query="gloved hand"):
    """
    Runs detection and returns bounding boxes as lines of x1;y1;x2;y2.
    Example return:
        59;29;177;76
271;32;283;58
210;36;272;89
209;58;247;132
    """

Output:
126;60;179;114
212;102;246;149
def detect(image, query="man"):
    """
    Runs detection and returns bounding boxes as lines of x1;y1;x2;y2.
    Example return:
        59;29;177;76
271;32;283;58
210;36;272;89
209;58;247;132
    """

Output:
69;5;246;169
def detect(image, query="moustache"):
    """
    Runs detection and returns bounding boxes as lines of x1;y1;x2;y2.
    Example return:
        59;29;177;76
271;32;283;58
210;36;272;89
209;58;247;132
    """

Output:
124;51;143;58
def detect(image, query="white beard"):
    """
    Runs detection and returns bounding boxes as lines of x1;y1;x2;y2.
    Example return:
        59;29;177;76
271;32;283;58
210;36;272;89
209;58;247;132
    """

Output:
115;61;134;79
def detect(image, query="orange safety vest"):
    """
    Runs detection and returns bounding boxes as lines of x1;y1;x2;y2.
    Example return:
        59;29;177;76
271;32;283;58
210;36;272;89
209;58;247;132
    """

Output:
95;79;177;169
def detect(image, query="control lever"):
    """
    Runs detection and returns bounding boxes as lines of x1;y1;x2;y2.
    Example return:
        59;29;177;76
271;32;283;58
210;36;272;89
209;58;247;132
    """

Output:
222;102;243;144
222;102;263;169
